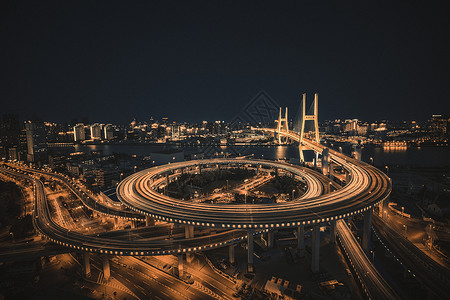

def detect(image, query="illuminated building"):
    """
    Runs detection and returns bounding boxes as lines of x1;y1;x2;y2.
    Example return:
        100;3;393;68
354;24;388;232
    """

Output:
430;114;449;135
25;121;48;163
73;123;86;142
90;123;102;140
104;124;114;140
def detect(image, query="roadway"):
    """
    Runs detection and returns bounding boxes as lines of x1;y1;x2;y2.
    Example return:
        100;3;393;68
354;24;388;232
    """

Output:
3;164;145;221
373;214;450;299
117;150;391;228
0;164;264;256
336;219;400;299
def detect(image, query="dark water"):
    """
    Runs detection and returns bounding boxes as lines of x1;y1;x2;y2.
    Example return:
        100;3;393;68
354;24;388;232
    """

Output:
73;144;450;168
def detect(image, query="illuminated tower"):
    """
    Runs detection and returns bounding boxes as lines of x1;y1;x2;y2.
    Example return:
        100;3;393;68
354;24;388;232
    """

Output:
298;93;319;162
275;107;289;144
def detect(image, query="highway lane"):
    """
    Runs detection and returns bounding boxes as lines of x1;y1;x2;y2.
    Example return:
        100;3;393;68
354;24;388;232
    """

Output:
0;165;261;256
145;254;236;300
4;164;145;221
373;215;450;299
117;154;390;228
0;240;68;261
336;220;400;300
115;256;213;300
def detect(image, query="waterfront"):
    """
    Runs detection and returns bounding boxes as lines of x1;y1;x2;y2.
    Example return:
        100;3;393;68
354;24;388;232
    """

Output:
72;143;450;168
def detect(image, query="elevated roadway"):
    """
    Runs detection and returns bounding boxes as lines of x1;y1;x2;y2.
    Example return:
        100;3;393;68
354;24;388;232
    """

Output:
373;214;450;299
117;152;391;228
0;166;256;256
337;219;400;299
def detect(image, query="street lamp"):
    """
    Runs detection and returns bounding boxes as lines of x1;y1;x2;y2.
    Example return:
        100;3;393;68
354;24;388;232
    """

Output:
369;157;373;165
292;189;295;200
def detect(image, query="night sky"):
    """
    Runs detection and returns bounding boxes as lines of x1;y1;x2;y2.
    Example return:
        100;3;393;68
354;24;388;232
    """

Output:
1;1;449;124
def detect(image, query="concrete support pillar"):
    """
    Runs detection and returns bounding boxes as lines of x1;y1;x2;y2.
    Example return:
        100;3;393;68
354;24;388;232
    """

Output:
184;225;194;239
102;255;110;281
83;252;91;278
348;215;353;226
131;220;136;229
184;224;195;263
362;208;373;252
114;218;118;229
297;226;305;257
229;244;235;264
311;225;320;274
345;171;350;185
382;197;390;220
299;144;305;163
321;148;330;176
329;220;336;244
247;229;254;273
378;201;383;217
178;254;184;278
186;252;194;264
146;216;155;226
268;230;274;248
314;152;319;171
166;173;169;185
199;165;202;174
322;161;328;176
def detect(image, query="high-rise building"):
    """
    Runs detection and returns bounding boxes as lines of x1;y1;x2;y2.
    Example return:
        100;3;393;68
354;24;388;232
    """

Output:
74;124;86;142
430;115;449;135
25;121;47;163
0;114;22;159
103;124;114;140
90;123;102;140
93;167;120;188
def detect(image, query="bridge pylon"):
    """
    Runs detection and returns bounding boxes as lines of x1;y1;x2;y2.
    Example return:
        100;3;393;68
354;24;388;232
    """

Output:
298;93;319;163
275;107;289;144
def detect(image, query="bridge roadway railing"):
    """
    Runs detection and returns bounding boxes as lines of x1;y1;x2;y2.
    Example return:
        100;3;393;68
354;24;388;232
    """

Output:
0;166;263;256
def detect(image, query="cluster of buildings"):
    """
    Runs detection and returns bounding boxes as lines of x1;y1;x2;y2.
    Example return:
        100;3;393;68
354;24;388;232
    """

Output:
1;113;449;189
0;114;48;163
320;116;449;146
73;123;115;142
321;119;387;137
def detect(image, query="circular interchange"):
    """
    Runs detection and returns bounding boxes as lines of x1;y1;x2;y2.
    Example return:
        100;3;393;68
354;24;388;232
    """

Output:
117;155;392;229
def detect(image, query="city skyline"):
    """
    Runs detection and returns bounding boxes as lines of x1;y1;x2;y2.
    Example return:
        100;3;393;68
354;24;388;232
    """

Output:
1;1;449;123
1;2;449;299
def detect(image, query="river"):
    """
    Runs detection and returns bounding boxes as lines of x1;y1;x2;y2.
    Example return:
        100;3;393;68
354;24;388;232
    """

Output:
72;143;450;168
